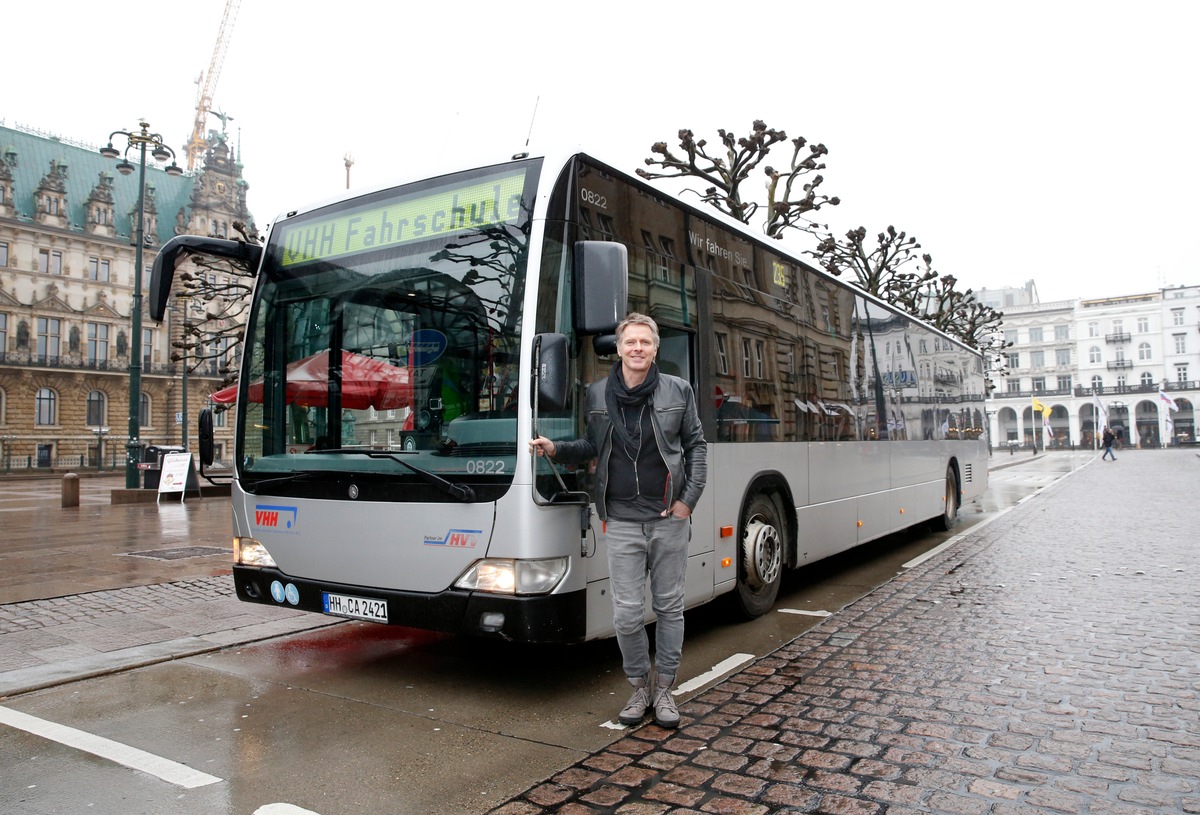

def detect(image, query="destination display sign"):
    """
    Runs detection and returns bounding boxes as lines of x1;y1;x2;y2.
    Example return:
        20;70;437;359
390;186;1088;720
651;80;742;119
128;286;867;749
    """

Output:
278;168;528;267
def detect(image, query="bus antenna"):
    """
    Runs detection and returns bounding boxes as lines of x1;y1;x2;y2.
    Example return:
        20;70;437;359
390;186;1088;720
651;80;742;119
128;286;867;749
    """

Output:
525;96;540;147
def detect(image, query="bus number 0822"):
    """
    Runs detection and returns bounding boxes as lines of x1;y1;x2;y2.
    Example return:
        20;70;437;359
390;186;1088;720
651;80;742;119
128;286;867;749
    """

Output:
465;460;506;474
580;188;608;209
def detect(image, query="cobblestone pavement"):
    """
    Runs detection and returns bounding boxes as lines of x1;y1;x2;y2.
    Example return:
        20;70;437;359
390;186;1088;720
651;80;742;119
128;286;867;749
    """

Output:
489;450;1200;815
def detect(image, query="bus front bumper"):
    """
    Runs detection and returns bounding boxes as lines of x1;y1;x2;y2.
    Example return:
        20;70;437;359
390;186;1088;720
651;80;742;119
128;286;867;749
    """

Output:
232;565;587;644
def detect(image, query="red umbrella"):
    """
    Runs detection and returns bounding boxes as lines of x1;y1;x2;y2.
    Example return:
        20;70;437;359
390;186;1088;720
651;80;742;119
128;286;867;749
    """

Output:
210;350;412;411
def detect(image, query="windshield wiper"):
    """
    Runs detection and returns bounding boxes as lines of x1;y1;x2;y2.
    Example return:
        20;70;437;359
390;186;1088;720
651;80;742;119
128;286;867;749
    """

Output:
244;470;321;493
305;448;476;502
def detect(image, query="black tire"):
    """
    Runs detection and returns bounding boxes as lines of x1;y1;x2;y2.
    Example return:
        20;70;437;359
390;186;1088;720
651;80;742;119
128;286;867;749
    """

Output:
932;464;959;531
732;492;785;619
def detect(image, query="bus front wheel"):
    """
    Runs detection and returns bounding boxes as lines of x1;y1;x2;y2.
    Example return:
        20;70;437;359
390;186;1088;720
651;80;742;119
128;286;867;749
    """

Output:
932;465;959;531
733;492;784;619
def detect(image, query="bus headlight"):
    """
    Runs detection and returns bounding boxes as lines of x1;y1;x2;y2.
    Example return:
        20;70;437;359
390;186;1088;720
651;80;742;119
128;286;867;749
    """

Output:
234;536;277;568
454;557;568;595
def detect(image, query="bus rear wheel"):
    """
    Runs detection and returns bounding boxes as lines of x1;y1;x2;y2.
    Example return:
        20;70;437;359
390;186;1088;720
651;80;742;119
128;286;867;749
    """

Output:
732;493;784;619
932;465;959;531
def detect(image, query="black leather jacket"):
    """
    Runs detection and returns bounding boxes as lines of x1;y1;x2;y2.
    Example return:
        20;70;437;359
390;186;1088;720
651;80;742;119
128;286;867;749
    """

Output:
552;374;707;521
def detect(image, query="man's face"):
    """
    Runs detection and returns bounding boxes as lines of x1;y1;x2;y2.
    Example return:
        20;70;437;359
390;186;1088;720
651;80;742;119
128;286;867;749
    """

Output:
619;324;658;377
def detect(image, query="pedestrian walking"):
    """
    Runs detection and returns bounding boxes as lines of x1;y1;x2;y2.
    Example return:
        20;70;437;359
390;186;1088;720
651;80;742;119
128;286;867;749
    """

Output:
529;313;707;728
1102;426;1117;460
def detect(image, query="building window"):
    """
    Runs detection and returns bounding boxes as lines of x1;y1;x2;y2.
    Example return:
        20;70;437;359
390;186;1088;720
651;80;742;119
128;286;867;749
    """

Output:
1030;350;1045;368
1140;372;1154;387
86;391;106;427
0;242;8;268
87;323;109;364
1089;346;1101;364
658;237;676;283
213;407;228;428
714;333;729;375
140;393;151;427
1171;308;1184;326
1006;352;1019;369
1112;319;1123;334
36;317;61;360
1054;324;1070;341
1091;375;1103;390
1137;342;1152;361
1137;316;1150;333
87;257;111;282
1029;327;1043;343
1174;334;1187;354
35;388;57;426
1177;365;1189;384
1031;377;1046;392
1005;379;1021;394
37;249;63;274
1055;349;1071;366
1088;322;1100;338
142;328;153;367
1004;329;1018;346
1057;375;1072;391
742;338;752;378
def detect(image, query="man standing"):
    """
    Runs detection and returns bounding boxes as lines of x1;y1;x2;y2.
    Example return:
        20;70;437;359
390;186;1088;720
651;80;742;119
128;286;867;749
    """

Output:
530;313;707;728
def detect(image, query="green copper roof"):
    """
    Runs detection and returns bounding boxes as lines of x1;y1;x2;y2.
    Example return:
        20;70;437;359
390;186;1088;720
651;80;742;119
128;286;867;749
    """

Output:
1;124;195;246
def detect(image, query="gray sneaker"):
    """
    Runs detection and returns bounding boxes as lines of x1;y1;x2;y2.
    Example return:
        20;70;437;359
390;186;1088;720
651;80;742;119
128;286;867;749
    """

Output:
618;676;651;725
652;674;680;728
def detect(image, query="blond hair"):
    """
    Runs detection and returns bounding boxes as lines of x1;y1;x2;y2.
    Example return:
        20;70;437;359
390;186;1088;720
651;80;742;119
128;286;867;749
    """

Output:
616;312;660;348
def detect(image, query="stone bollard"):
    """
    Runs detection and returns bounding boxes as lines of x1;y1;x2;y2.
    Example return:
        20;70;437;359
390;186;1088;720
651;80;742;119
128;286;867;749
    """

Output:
61;472;80;508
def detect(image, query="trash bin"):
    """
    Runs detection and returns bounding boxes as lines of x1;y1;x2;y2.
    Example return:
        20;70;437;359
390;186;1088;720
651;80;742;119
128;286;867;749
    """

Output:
142;445;187;490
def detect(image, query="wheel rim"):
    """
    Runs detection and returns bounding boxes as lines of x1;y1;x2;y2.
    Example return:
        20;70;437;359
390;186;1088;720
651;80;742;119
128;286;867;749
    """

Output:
742;514;782;590
945;473;958;521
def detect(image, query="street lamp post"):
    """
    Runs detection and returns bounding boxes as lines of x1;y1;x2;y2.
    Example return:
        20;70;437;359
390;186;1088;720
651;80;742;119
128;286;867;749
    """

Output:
100;122;182;488
177;294;191;448
94;426;109;471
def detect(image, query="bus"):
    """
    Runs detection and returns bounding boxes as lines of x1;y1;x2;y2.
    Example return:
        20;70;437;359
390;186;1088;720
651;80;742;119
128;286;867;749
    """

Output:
149;149;989;644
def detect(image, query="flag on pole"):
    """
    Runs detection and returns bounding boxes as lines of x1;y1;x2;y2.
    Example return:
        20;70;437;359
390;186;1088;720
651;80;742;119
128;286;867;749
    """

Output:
1031;396;1047;414
1159;389;1179;412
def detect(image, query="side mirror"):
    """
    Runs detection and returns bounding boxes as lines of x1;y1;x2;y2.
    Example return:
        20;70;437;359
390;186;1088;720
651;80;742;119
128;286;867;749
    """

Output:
573;241;627;335
149;236;262;321
534;333;569;412
198;408;215;467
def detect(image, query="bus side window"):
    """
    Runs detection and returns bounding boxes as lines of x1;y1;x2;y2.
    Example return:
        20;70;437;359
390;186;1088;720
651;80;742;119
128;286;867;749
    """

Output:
657;328;693;383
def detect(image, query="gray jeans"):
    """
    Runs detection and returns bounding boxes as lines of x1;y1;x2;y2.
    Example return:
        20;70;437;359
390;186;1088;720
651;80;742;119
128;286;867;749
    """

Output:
605;516;690;680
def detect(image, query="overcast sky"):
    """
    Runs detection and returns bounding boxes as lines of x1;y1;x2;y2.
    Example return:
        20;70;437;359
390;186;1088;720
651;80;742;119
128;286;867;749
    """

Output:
6;0;1197;304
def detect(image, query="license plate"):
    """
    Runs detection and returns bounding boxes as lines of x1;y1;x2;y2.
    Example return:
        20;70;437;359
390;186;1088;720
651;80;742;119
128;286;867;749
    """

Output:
322;592;388;622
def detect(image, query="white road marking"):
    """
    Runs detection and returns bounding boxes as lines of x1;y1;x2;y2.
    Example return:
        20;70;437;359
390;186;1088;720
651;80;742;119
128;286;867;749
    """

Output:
778;608;832;617
674;653;755;694
254;805;323;815
0;706;221;789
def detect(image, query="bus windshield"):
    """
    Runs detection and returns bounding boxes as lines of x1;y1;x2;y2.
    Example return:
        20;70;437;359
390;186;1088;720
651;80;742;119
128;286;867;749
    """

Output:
232;160;539;498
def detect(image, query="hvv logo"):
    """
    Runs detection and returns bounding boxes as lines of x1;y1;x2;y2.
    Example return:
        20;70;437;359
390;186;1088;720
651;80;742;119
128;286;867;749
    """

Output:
254;504;299;533
424;529;482;548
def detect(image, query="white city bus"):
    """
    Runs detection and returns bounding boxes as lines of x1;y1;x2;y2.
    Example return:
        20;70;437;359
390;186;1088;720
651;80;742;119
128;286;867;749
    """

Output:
150;150;988;644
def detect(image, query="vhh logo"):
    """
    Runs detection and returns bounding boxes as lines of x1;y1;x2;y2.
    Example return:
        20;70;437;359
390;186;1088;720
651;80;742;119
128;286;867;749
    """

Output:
254;505;298;531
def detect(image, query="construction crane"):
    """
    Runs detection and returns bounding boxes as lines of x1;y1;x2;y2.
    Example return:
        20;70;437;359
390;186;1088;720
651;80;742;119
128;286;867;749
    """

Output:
185;0;242;172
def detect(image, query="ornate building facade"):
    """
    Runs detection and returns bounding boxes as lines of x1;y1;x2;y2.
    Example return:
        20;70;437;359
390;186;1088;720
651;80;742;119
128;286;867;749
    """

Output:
0;122;252;472
988;286;1200;449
